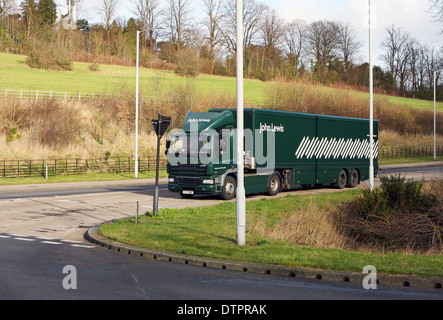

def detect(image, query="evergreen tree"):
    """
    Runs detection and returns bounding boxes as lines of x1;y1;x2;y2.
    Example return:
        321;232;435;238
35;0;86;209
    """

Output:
37;0;57;27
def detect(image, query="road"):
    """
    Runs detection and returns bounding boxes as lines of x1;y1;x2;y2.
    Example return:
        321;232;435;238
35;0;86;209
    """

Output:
0;164;442;301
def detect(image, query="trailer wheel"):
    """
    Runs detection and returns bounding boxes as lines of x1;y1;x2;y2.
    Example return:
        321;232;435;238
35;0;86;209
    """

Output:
220;175;236;200
267;172;282;196
347;169;359;188
334;169;347;189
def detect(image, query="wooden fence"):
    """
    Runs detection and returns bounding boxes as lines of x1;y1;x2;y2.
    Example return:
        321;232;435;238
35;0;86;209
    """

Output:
379;145;443;159
1;88;118;102
0;146;441;179
0;156;167;179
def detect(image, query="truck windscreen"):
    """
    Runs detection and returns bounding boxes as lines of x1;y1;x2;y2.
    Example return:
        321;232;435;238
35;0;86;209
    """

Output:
168;133;216;161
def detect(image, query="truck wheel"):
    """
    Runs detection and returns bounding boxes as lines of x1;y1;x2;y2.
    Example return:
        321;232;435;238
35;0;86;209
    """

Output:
334;169;347;189
347;169;359;188
220;175;236;200
267;172;281;196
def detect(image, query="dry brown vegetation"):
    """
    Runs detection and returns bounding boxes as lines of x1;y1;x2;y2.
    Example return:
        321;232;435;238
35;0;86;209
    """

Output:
265;80;442;136
0;81;235;160
0;80;440;160
249;179;443;255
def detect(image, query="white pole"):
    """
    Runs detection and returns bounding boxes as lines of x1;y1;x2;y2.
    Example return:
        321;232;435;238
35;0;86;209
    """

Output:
369;0;374;191
135;31;140;179
236;0;246;246
434;71;437;161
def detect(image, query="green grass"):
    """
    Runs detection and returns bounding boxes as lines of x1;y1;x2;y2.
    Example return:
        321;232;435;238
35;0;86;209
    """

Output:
0;52;266;105
379;155;443;165
0;170;168;186
100;191;442;277
1;52;441;110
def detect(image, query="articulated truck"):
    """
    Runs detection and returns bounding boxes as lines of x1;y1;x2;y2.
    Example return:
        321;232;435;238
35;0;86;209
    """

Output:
166;108;379;200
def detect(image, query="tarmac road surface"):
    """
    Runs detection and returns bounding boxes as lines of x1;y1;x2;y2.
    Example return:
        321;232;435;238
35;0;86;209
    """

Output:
0;162;441;300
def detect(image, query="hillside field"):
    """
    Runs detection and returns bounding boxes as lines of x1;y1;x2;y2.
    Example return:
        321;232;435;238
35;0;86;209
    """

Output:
1;52;442;111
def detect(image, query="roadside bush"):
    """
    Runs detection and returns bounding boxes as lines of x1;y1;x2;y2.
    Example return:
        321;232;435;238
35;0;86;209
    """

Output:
339;176;442;253
26;40;73;71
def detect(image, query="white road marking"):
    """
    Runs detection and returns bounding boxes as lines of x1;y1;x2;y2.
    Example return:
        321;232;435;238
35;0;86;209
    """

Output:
14;237;35;242
71;244;95;249
41;241;63;245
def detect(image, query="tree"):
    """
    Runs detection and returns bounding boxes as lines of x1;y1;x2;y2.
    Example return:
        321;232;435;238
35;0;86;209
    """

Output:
134;0;163;50
99;0;118;37
165;0;192;50
20;0;38;37
259;8;284;77
427;0;443;33
380;24;410;92
37;0;57;27
201;0;224;65
282;19;307;78
307;20;340;83
337;22;362;79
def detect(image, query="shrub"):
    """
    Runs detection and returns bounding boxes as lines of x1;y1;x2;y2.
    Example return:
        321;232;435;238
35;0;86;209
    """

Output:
175;49;200;78
88;63;100;72
26;40;73;71
339;175;442;253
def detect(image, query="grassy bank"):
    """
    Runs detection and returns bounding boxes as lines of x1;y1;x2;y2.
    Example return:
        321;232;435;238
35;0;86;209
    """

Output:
1;52;442;111
99;190;443;277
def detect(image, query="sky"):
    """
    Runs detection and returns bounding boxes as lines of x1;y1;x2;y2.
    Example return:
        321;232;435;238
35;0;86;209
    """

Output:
55;0;442;66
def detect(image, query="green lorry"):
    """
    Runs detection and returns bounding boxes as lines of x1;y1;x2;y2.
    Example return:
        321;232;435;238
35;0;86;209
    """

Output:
166;108;379;200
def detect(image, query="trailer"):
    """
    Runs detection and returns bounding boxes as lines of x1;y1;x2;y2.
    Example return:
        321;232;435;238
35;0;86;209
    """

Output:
166;108;379;200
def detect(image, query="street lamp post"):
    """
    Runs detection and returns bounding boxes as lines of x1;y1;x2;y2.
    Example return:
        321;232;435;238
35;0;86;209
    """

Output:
368;0;374;191
434;71;437;161
236;0;246;246
135;30;143;179
135;26;165;178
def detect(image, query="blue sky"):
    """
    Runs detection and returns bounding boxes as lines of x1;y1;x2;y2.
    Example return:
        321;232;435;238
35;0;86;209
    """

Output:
56;0;442;66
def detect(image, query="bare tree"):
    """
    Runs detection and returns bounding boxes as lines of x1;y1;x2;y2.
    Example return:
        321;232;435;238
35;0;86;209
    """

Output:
337;22;362;76
282;19;307;77
307;20;340;82
165;0;192;50
380;25;410;92
201;0;224;62
134;0;163;49
259;8;284;72
427;0;443;32
221;0;266;55
99;0;118;36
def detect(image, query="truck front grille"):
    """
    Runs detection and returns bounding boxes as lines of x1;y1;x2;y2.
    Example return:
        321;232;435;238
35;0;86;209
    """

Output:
176;176;201;186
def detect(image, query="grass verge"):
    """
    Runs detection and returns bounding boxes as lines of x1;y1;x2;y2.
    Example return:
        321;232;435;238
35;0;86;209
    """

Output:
0;170;168;186
99;190;442;277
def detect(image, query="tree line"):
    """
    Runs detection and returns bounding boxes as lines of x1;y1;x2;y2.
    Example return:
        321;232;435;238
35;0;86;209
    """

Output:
0;0;442;100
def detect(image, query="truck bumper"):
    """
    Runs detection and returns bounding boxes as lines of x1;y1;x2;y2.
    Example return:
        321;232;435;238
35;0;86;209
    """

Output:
168;175;219;195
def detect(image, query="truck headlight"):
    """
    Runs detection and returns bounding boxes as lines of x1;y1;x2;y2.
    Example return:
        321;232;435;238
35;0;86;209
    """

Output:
168;177;175;183
202;179;214;184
